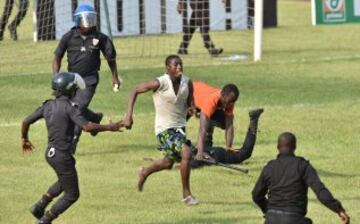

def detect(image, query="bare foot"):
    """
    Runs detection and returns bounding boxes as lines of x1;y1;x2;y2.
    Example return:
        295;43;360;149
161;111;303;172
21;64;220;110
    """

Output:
137;167;147;192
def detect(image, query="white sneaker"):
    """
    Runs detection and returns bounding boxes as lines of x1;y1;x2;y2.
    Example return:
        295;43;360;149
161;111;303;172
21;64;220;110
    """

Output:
182;195;199;206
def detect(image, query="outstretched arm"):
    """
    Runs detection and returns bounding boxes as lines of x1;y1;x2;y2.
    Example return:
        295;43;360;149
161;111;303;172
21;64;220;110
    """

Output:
82;121;122;133
123;80;160;129
304;162;349;222
225;114;234;149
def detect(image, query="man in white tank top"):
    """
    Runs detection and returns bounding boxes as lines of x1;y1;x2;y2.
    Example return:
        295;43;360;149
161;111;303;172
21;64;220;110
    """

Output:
123;55;199;205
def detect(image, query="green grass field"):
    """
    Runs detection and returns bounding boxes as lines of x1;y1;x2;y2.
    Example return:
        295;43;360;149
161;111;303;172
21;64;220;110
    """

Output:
1;0;360;223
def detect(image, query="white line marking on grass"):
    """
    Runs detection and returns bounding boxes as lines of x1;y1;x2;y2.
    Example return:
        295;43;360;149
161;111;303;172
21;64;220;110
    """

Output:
3;54;360;77
0;122;19;127
0;71;49;77
270;54;360;65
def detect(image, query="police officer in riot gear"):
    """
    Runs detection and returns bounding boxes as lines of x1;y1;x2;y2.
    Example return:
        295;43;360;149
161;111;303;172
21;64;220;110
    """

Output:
22;72;123;224
52;4;122;154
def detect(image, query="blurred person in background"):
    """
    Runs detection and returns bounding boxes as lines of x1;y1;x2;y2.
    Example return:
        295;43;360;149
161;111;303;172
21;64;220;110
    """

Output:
177;0;223;56
0;0;29;41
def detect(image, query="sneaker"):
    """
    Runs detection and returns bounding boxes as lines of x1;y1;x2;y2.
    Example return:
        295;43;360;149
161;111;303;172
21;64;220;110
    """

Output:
177;48;188;55
30;204;44;219
182;195;199;206
249;108;264;120
90;112;103;136
208;48;223;56
8;25;17;41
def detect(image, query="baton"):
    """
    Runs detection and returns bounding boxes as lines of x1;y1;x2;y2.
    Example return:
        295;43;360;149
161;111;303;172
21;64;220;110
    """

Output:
200;158;249;174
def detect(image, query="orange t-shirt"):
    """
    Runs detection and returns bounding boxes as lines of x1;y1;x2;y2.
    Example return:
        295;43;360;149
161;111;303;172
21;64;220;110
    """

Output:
193;82;234;118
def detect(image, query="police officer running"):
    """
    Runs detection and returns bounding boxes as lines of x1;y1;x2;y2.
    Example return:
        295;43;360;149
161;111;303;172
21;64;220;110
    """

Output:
52;4;121;154
252;132;350;224
22;72;123;224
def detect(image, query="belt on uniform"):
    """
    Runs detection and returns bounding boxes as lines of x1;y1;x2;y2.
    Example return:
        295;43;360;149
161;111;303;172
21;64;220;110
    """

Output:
267;209;302;216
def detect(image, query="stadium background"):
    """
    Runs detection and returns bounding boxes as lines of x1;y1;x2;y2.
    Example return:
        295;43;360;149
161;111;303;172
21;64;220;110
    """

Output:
0;0;359;223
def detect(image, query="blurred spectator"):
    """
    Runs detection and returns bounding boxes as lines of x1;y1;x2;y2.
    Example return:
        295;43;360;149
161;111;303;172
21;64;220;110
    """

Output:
177;0;223;56
0;0;28;41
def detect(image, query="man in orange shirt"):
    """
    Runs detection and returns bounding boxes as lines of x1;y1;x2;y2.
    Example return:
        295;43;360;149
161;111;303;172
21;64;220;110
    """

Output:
190;82;239;160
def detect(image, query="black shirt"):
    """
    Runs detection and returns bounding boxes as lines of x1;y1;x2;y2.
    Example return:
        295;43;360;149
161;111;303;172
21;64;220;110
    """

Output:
252;154;344;216
54;28;116;85
24;96;88;152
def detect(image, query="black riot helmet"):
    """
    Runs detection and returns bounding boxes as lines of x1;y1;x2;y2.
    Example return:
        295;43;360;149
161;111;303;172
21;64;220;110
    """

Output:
52;72;86;97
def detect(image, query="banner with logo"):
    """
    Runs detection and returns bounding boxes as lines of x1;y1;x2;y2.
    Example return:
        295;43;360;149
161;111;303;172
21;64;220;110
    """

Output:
312;0;360;25
53;0;247;40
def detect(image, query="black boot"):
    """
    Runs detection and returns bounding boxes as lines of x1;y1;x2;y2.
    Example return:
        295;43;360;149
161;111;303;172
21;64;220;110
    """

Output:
30;195;52;219
0;30;3;41
38;211;57;224
205;41;223;56
177;42;189;55
8;25;17;41
208;47;223;56
249;108;264;134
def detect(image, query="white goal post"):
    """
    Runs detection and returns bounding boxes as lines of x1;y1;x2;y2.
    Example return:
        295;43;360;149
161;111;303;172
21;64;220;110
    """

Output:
254;0;263;61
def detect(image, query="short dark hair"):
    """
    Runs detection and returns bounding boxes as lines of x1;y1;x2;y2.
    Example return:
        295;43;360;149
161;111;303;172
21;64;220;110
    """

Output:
278;132;297;152
221;84;239;102
165;55;181;66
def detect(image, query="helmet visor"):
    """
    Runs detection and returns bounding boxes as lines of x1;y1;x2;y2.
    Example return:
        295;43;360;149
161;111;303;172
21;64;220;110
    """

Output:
73;73;86;90
76;12;97;28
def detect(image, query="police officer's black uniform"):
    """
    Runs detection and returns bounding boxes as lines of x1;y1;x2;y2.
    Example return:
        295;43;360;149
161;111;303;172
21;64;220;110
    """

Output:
252;154;346;224
23;73;120;223
54;27;117;152
24;95;88;223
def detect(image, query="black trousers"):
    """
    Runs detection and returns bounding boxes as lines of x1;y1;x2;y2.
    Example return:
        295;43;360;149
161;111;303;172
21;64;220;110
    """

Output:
265;212;312;224
211;128;256;164
180;0;213;49
0;0;28;34
72;82;102;153
44;147;80;217
190;127;256;168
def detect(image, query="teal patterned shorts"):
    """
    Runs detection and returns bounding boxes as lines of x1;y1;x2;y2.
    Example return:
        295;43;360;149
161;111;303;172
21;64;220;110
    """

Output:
157;127;187;161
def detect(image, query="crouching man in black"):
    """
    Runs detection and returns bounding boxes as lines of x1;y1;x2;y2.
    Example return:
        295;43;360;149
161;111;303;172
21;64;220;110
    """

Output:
21;72;123;224
190;108;263;168
252;132;350;224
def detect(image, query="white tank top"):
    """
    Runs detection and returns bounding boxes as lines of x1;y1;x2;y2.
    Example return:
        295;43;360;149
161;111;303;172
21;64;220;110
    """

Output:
153;74;190;135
